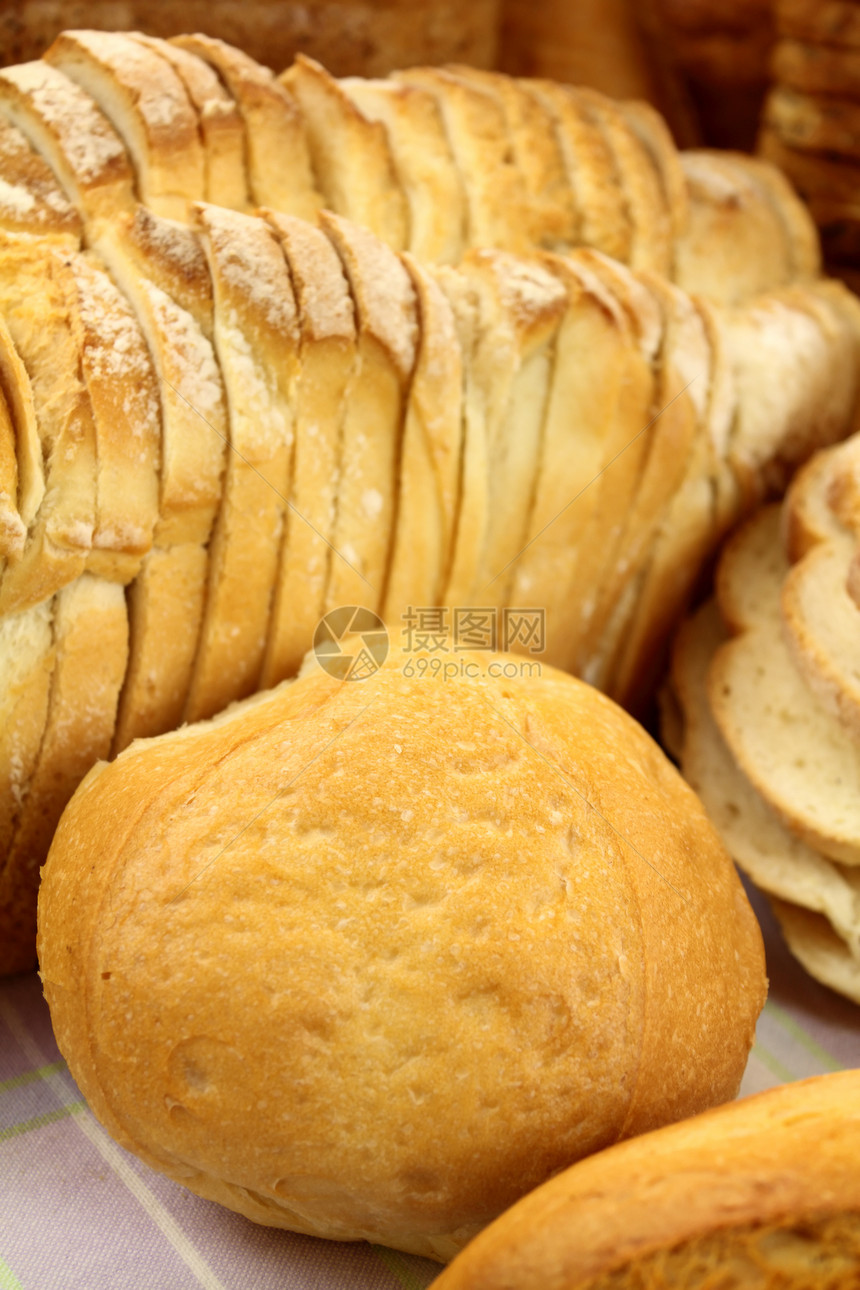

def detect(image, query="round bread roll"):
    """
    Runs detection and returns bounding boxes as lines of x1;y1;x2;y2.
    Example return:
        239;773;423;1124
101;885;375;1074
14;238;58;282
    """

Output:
431;1069;860;1288
37;650;766;1261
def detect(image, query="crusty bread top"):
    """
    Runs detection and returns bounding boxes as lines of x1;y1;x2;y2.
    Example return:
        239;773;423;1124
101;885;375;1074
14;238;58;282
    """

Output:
431;1071;860;1289
37;650;764;1261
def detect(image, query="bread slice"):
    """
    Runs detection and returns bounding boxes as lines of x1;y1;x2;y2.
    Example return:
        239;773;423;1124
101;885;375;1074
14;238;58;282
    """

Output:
782;536;860;741
758;126;860;206
0;598;54;973
0;310;43;536
457;250;567;613
0;115;81;242
559;253;658;676
432;266;487;609
675;151;794;304
783;439;852;561
504;255;633;668
710;504;860;866
778;0;860;49
521;79;632;264
184;205;300;723
338;77;466;265
101;204;214;338
0;244;96;615
94;216;227;750
67;252;160;584
0;60;134;223
382;252;463;617
580;270;704;688
319;212;418;615
773;37;860;98
0;376;24;561
113;543;208;754
672;597;860;962
282;56;408;251
129;34;247;212
92;215;225;549
444;65;577;253
173;34;321;221
770;897;860;1003
569;87;672;276
619;98;690;264
765;85;860;162
722;286;857;498
1;574;127;974
259;211;356;687
44;30;205;221
394;67;533;255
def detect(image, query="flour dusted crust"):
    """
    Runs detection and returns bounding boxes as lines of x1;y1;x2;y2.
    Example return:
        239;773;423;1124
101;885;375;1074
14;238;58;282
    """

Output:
431;1072;860;1288
44;31;205;221
38;651;765;1259
0;59;133;222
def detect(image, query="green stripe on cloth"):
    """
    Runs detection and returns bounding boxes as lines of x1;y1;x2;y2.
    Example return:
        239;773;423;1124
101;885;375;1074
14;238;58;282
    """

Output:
0;1255;25;1290
764;1002;844;1073
750;1041;794;1084
0;1100;86;1143
0;1061;66;1095
372;1245;437;1289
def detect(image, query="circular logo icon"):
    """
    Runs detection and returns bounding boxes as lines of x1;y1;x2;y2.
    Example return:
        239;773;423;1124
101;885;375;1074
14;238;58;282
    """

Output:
313;606;389;681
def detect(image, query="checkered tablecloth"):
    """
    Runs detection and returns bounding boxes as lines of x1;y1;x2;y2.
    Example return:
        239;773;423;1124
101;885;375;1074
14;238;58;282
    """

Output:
1;883;858;1290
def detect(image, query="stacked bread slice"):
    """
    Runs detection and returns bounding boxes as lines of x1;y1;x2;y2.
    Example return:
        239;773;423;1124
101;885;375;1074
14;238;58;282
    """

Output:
0;30;859;976
761;0;860;282
0;30;824;304
667;435;860;1002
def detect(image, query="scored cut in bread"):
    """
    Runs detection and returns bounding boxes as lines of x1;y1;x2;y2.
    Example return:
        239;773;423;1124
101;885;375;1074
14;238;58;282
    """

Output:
0;60;134;223
727;150;821;281
382;252;463;617
184;204;300;723
0;574;127;975
0;244;96;616
710;504;860;867
337;77;466;265
44;31;205;221
129;34;248;212
67;252;160;584
523;78;631;264
319;211;418;615
456;249;567;612
394;67;533;256
282;56;409;252
174;33;321;221
671;597;860;963
259;211;356;688
0;115;81;242
569;86;672;276
0;598;54;973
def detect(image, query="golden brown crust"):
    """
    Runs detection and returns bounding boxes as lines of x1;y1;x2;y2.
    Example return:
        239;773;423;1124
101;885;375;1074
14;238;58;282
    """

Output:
431;1071;860;1288
38;651;764;1259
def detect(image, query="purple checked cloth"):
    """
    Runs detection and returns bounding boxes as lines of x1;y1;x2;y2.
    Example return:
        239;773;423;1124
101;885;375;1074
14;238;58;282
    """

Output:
1;886;858;1290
